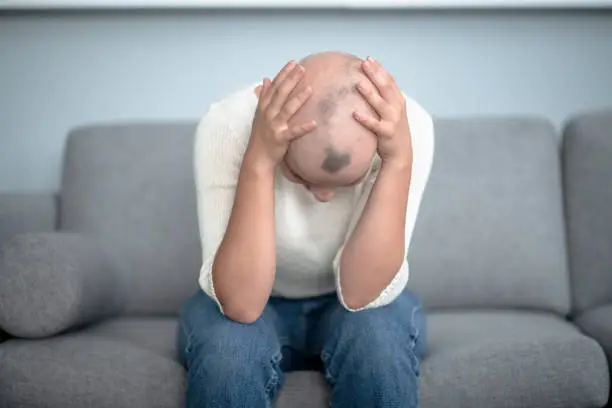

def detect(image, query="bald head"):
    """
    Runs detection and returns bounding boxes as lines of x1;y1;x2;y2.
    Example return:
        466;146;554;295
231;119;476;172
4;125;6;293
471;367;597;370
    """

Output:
284;51;377;188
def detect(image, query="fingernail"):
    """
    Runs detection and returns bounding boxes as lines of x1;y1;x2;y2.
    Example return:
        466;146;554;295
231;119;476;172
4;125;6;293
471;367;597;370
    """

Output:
367;56;374;63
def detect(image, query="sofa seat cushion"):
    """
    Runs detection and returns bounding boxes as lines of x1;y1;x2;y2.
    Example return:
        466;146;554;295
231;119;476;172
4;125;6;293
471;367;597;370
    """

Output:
275;371;329;408
79;316;179;360
420;310;609;408
0;333;186;408
1;312;608;408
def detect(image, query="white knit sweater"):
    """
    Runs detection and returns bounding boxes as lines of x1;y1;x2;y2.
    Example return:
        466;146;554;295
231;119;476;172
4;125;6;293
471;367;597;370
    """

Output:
194;83;435;312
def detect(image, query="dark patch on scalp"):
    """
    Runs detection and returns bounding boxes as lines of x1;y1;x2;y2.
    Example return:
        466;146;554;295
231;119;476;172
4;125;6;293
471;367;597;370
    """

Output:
321;146;351;174
317;85;352;124
317;97;337;124
336;86;350;98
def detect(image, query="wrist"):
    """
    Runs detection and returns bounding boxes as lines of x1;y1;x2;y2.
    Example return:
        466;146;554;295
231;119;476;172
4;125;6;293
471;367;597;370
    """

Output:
380;156;412;174
242;147;277;178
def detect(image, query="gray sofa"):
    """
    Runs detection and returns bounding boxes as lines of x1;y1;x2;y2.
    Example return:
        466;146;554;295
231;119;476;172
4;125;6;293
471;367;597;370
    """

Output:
0;110;611;408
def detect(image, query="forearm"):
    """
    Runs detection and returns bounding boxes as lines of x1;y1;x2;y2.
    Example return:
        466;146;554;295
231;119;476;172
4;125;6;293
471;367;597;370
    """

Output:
339;161;411;309
212;151;276;322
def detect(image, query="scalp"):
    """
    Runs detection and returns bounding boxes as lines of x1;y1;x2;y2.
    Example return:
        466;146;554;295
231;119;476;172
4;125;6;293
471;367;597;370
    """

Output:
286;51;378;183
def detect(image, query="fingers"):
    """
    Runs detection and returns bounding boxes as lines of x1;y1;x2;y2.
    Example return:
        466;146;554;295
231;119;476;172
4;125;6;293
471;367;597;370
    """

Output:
271;60;297;88
256;77;271;107
267;64;305;118
289;119;317;140
355;80;391;118
362;57;401;102
260;60;297;108
352;111;385;135
277;85;313;122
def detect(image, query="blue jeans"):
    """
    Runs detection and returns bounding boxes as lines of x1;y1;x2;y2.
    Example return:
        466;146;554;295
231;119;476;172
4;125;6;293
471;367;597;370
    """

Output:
177;289;426;408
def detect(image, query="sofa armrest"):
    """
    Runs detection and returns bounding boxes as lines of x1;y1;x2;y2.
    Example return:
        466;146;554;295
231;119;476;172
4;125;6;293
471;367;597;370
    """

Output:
575;304;612;357
0;233;125;338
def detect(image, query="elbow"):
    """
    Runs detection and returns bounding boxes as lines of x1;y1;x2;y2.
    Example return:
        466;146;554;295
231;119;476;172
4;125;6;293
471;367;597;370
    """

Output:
220;302;265;324
342;296;369;312
225;310;262;324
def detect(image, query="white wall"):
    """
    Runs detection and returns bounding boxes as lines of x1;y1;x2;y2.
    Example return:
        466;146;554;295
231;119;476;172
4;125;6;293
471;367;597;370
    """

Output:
1;9;611;192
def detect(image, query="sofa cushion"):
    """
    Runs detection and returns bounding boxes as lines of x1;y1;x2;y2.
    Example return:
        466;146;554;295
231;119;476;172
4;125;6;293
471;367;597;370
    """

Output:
0;333;325;408
0;334;186;408
575;304;612;407
1;311;607;408
563;110;612;314
0;232;125;338
275;371;329;408
79;316;178;360
60;122;201;315
420;310;609;408
409;118;570;314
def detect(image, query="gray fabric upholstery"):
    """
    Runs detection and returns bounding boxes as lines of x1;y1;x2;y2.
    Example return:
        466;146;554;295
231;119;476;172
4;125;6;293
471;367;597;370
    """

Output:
79;317;178;360
0;232;124;338
67;318;327;407
420;311;609;408
1;311;607;408
409;118;570;314
576;305;612;361
276;372;329;408
575;305;612;407
0;193;56;246
0;335;186;408
60;123;201;316
563;110;612;314
0;330;321;408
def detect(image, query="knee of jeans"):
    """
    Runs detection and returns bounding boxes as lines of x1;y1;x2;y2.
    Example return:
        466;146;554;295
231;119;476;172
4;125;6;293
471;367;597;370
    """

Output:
186;322;284;398
178;292;278;361
330;306;418;343
322;327;421;385
322;304;423;371
185;316;276;356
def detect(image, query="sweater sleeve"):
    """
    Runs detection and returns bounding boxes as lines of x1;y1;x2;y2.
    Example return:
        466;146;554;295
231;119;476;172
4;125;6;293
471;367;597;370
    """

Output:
194;103;247;312
332;95;435;312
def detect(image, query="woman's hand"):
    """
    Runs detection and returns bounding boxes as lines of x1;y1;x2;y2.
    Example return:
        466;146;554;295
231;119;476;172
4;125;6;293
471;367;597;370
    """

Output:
353;57;413;169
247;60;317;170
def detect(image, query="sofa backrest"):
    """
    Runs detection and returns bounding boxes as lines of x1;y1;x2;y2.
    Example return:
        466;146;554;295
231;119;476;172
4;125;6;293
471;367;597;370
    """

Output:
409;118;570;315
59;117;571;316
563;111;612;316
60;122;201;316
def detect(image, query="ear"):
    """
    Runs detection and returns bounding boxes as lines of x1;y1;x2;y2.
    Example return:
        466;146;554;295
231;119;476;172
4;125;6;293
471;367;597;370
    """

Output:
254;84;263;98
